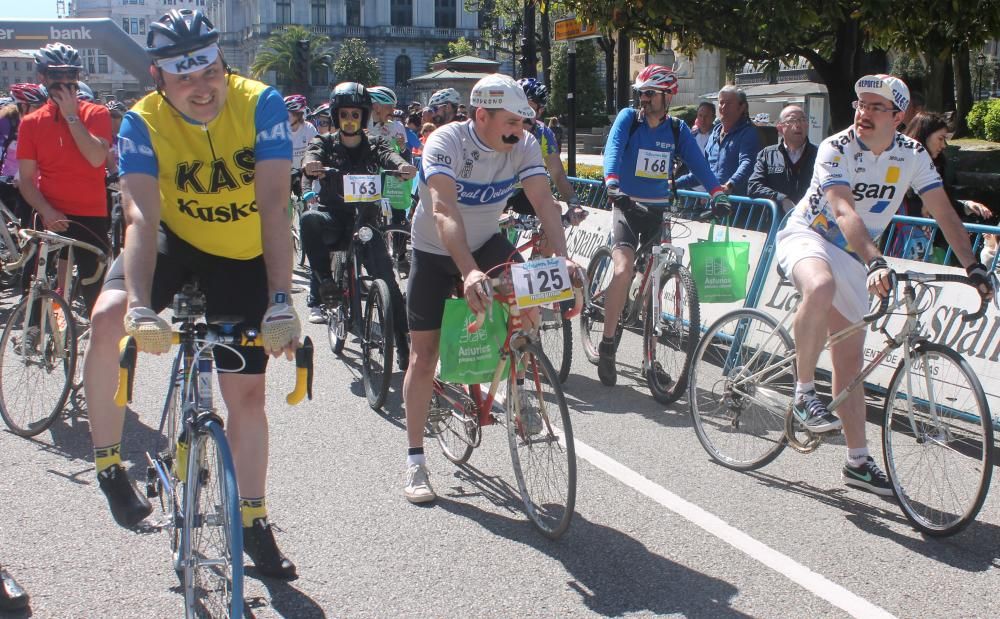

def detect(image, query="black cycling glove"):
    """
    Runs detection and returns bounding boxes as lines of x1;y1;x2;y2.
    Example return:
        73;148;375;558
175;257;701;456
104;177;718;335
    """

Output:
966;261;995;298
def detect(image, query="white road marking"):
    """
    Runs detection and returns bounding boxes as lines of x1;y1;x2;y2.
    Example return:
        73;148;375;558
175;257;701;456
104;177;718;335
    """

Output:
572;436;897;619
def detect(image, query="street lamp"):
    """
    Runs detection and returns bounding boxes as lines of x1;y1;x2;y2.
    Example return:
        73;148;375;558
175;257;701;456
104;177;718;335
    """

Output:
975;52;986;101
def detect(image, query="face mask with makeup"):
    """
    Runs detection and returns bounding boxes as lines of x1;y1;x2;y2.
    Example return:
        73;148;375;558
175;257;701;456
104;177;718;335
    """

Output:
338;110;362;136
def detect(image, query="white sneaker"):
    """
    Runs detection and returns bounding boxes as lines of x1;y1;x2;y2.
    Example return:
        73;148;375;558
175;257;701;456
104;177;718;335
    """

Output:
308;306;325;324
404;464;436;504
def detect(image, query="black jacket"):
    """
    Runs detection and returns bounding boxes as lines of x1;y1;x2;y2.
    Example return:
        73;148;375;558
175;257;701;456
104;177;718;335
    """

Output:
747;140;818;210
302;132;407;213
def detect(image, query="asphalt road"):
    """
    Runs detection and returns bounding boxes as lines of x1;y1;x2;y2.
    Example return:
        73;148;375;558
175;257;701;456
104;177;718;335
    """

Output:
2;268;1000;619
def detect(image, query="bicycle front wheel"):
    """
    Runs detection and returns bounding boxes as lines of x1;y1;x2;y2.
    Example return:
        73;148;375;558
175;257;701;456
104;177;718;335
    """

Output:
507;341;576;539
361;278;394;410
538;303;572;383
181;418;243;619
581;246;621;364
644;265;700;404
0;290;77;437
883;343;993;536
688;309;792;470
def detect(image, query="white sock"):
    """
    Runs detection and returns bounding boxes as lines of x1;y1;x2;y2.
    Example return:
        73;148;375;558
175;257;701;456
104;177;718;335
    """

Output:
406;453;426;468
795;381;816;399
847;446;869;468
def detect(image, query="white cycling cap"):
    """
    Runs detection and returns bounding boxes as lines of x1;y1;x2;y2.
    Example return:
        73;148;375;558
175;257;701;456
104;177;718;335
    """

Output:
854;74;910;112
469;74;535;119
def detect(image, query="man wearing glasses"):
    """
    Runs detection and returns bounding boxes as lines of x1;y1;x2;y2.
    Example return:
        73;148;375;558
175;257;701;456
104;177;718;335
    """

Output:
774;74;994;495
748;105;817;212
677;85;760;196
17;43;111;313
427;87;461;128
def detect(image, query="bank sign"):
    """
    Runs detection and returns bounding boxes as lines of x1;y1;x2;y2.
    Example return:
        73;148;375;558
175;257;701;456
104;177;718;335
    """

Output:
563;206;1000;412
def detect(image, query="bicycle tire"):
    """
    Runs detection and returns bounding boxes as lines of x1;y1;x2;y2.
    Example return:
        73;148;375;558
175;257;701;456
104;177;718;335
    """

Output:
507;340;576;539
327;252;350;354
882;342;993;536
427;380;479;464
181;418;243;619
161;357;185;573
644;265;700;404
538;304;572;383
688;308;792;471
382;224;412;299
581;246;622;365
361;278;394;410
0;290;77;437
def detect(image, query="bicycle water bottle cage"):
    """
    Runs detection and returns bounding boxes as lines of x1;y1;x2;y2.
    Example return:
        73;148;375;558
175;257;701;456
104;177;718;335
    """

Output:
172;284;207;320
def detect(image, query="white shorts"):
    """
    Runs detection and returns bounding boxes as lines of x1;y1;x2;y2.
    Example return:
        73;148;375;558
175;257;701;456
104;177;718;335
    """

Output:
775;224;869;323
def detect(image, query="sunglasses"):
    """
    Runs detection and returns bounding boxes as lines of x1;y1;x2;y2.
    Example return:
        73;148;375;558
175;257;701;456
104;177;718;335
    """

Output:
634;89;660;99
46;69;80;80
338;110;361;120
316;119;331;127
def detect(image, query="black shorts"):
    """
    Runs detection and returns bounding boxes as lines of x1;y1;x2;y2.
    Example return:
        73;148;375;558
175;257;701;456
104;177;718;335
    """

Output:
506;188;535;216
612;200;663;252
406;233;521;331
103;226;269;374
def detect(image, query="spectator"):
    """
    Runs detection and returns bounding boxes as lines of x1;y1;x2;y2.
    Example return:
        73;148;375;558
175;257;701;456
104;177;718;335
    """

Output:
691;101;715;153
747;104;817;212
677;85;761;196
547;116;564;148
898;91;926;133
0;564;30;611
420;106;433;125
17;43;111;314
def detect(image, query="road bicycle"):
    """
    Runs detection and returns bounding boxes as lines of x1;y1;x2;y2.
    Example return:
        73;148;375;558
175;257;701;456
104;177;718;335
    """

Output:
687;269;994;536
581;197;710;404
115;282;314;618
318;167;407;411
427;258;585;538
0;228;106;436
107;173;125;259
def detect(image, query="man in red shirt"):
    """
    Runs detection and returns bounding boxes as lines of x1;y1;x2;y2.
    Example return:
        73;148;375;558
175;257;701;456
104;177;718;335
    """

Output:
17;43;111;313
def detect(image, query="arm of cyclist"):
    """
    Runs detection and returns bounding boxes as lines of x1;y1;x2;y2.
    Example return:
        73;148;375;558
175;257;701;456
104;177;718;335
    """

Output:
921;186;995;300
16;159;68;232
301;135;328;179
257;157;300;359
372;136;416;180
120;172;173;354
428;174;490;314
601;108;633;191
522;174;569;258
543;150;578;205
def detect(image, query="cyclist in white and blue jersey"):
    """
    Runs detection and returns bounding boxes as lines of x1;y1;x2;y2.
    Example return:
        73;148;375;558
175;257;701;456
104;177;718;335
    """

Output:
401;74;572;504
775;74;994;495
598;64;730;386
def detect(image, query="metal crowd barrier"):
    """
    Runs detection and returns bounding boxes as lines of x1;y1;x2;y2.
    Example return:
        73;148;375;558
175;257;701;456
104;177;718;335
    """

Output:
882;214;1000;268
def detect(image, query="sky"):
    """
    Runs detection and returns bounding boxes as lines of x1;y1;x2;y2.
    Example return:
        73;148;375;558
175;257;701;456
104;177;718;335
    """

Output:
4;5;60;19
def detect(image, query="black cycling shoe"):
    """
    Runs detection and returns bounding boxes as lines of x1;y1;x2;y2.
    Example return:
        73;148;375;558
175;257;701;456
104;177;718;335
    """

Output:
0;567;29;611
97;464;153;528
318;278;343;306
244;518;297;580
397;335;410;372
597;340;617;386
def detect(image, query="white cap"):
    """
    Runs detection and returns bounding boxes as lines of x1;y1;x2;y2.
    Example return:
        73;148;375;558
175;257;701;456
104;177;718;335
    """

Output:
469;74;535;119
855;74;910;112
153;43;220;75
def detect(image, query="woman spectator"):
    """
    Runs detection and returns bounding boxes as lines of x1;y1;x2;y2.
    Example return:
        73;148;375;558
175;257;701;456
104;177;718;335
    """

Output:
414;122;435;156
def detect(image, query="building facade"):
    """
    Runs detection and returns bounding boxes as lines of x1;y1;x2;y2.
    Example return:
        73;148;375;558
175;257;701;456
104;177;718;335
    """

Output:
0;50;38;93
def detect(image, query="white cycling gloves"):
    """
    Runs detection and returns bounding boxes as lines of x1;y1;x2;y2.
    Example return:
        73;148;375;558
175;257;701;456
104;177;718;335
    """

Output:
123;307;173;354
261;301;301;354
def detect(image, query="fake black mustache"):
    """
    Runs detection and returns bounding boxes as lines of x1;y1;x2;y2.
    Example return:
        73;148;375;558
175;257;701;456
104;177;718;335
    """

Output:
502;134;520;144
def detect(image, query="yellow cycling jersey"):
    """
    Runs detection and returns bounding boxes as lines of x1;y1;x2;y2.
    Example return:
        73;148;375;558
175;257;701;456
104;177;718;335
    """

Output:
123;75;291;259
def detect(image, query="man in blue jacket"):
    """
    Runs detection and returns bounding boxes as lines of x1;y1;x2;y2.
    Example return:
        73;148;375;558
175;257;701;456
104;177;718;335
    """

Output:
600;65;729;387
678;85;761;196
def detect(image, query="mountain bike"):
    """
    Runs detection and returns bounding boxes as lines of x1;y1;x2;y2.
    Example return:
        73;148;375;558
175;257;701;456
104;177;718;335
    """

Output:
427;258;586;538
687;270;994;536
581;197;710;404
115;282;314;618
0;228;106;436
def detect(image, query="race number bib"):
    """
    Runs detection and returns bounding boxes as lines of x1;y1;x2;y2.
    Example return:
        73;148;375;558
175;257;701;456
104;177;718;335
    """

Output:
344;174;382;202
636;149;671;179
511;257;573;309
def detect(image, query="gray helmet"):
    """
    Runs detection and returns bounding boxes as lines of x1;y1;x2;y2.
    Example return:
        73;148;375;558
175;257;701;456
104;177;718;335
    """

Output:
34;43;83;73
147;9;219;59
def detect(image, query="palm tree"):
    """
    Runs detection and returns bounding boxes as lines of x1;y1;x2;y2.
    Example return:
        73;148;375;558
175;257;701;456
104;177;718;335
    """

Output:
250;26;334;97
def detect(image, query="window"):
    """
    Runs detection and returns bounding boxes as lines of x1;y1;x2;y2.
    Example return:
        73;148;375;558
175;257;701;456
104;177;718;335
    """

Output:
311;1;326;24
131;18;140;34
435;0;456;28
346;0;361;26
122;17;129;32
391;0;412;26
1;62;6;71
98;56;108;73
394;55;411;88
12;61;18;71
276;0;292;24
139;18;146;35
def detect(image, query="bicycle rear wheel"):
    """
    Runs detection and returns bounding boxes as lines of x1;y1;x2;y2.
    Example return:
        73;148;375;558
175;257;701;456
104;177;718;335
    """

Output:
688;309;792;470
644;265;699;404
0;290;77;437
181;418;243;619
361;278;394;410
507;341;576;539
538;303;572;383
580;246;622;364
427;380;479;464
882;343;993;536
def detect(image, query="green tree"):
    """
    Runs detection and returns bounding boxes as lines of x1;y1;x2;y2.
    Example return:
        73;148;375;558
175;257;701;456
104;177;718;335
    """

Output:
250;25;334;95
332;38;381;86
548;39;605;126
430;37;477;69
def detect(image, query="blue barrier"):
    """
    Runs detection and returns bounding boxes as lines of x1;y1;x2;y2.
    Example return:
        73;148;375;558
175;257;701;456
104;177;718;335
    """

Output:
882;214;1000;268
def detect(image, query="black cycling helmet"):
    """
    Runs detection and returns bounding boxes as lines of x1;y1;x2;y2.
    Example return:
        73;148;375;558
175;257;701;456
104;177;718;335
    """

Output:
330;82;371;130
147;9;220;59
517;78;548;107
34;43;83;73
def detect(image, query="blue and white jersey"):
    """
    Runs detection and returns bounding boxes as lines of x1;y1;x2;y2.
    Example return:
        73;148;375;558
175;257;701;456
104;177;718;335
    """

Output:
412;119;546;254
785;126;942;260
